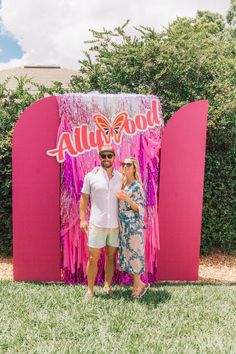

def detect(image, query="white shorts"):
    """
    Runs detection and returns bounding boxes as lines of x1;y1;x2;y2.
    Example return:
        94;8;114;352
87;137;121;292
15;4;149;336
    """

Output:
88;224;119;249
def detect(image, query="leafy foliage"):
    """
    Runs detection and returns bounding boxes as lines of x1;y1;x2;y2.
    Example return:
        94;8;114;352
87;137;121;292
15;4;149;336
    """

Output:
0;77;66;255
227;0;236;31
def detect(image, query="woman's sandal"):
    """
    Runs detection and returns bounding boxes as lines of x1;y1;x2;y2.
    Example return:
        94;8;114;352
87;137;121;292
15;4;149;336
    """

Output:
132;284;150;299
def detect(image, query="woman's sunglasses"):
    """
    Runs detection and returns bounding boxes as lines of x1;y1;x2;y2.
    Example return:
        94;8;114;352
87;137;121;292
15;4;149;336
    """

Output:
121;162;133;168
100;153;114;159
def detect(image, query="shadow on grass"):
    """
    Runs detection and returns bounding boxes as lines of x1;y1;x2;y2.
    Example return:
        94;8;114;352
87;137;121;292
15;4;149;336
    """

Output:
97;286;172;308
10;280;236;288
158;281;236;287
12;281;69;287
6;280;236;288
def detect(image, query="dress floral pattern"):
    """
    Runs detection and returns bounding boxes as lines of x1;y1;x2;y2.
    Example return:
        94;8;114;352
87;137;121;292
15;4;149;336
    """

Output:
118;181;145;274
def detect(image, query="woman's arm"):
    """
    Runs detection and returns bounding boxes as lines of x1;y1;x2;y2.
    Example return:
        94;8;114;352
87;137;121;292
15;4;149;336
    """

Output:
126;196;139;212
117;191;140;212
128;183;145;213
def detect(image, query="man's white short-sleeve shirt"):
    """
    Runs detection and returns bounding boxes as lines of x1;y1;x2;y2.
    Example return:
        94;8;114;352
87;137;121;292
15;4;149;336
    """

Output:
81;167;122;228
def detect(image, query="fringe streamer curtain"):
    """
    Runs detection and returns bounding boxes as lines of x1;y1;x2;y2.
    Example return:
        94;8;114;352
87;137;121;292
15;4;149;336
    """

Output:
57;93;163;284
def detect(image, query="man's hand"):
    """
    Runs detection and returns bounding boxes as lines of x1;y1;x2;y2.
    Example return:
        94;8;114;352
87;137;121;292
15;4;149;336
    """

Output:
91;166;99;174
80;220;89;234
79;193;89;234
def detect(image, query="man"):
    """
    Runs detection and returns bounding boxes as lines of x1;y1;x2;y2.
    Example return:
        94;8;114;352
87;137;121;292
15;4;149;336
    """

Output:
80;145;122;301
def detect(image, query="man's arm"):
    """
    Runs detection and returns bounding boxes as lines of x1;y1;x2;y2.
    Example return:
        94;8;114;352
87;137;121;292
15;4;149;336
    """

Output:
79;193;89;233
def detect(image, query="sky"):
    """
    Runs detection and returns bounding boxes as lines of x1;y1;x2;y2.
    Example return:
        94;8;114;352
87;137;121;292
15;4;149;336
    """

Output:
0;0;231;71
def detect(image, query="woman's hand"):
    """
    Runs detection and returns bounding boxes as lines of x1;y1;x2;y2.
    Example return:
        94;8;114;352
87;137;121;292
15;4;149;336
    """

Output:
116;190;129;201
117;190;139;212
91;166;99;174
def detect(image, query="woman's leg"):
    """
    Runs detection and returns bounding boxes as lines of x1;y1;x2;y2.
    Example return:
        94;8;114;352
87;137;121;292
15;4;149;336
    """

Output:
132;274;150;298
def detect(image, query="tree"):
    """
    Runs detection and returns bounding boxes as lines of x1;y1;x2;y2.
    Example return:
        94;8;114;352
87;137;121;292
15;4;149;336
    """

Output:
227;0;236;31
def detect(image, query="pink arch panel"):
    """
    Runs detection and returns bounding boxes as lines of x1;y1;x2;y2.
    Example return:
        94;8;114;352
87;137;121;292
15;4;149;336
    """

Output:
13;96;61;281
12;97;207;281
157;100;208;280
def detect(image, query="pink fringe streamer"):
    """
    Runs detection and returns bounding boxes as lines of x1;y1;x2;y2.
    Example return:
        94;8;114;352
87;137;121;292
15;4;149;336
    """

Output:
58;93;163;285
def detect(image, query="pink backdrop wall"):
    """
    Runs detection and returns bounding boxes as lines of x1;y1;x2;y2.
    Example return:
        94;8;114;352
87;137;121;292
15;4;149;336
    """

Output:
157;100;208;280
13;96;61;281
12;97;207;281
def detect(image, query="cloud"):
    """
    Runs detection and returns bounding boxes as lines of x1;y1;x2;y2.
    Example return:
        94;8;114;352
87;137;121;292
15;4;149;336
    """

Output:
0;56;27;69
0;0;230;70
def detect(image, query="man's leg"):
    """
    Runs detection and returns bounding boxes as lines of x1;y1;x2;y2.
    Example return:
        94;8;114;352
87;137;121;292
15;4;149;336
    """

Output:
85;247;100;298
104;245;117;291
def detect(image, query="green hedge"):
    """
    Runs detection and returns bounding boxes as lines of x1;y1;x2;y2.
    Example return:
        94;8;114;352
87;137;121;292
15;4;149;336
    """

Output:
201;124;236;254
0;78;66;256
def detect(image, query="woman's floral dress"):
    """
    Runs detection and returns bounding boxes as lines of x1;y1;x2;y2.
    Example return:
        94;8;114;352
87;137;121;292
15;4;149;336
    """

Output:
118;181;145;274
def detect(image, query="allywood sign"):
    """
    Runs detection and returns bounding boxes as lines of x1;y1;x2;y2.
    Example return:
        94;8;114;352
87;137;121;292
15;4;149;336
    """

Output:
47;99;162;163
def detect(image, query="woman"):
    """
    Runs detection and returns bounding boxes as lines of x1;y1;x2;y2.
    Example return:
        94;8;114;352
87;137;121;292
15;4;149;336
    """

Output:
117;157;149;298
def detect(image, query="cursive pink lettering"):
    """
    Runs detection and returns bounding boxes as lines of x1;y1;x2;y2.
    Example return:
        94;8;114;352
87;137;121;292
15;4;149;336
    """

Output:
47;100;162;163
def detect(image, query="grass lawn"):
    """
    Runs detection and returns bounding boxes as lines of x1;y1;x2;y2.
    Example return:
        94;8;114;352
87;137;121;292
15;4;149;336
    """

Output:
0;281;235;353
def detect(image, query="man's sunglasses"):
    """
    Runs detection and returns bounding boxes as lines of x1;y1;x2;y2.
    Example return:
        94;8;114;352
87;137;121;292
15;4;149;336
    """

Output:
100;153;114;159
121;162;133;168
